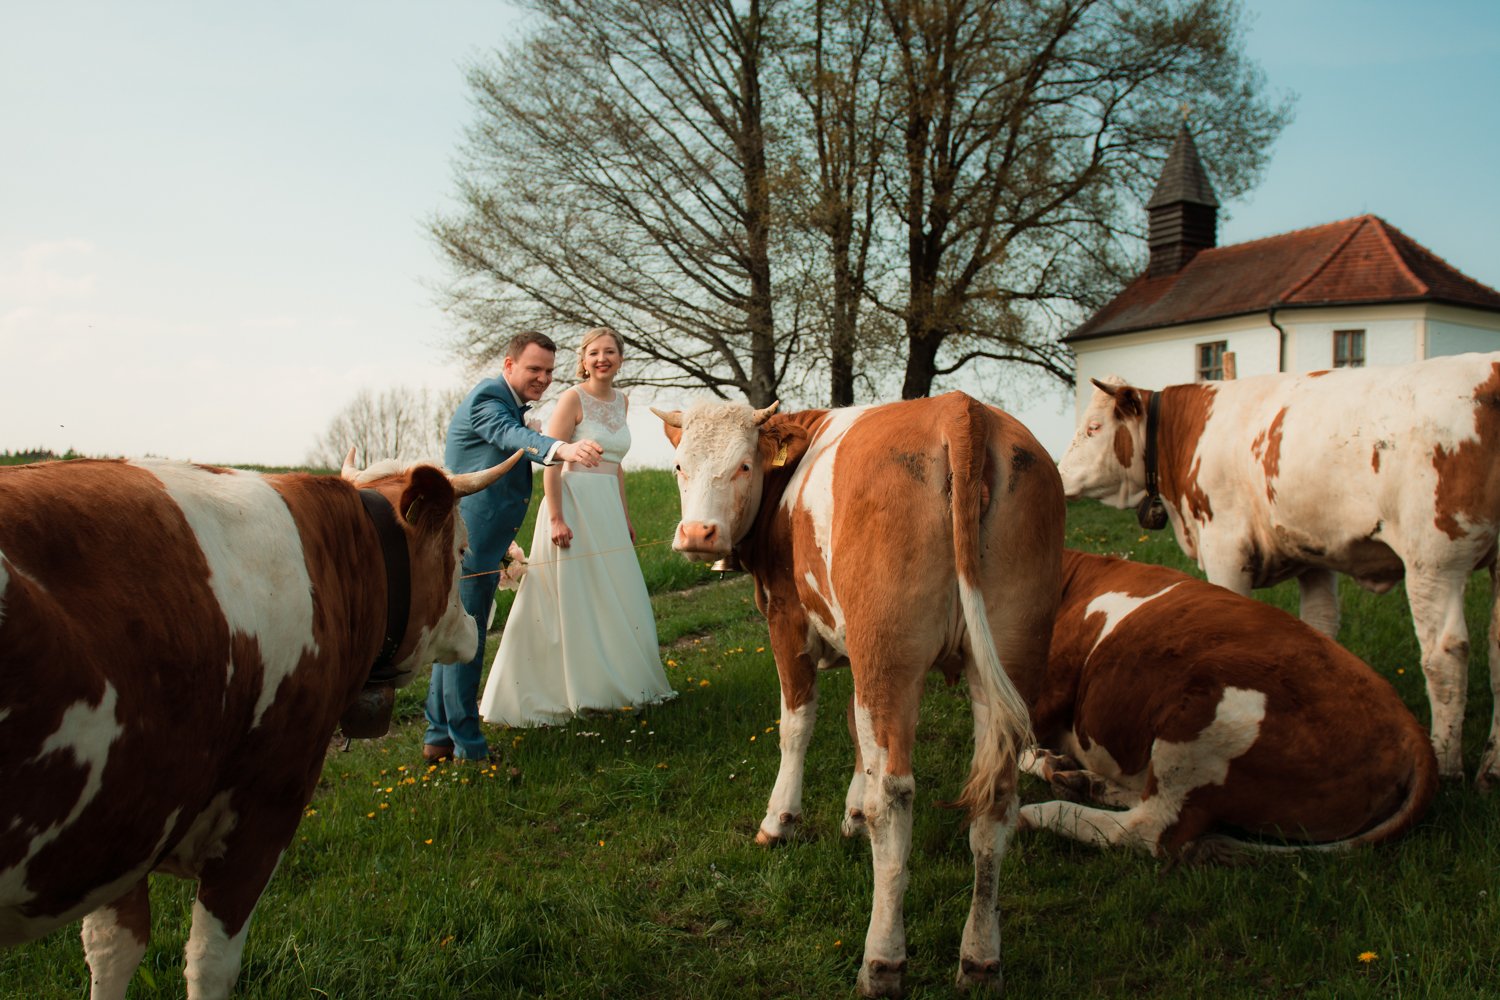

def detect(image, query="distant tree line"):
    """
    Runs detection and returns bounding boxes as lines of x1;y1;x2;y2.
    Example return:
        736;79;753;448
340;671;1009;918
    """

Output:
1;449;82;466
430;0;1291;409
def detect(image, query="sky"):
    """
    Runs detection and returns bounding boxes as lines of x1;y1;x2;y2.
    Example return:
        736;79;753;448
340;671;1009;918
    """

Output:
4;0;1498;468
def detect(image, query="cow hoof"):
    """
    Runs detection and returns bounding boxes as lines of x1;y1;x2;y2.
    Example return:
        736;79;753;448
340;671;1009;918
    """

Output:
956;957;1003;993
755;813;800;846
856;959;907;998
842;809;868;839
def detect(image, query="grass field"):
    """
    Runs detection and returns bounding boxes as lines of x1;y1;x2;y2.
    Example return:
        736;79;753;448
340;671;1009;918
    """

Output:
3;470;1498;998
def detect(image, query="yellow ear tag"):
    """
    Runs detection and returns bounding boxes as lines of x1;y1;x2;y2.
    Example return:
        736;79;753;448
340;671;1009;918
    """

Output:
771;442;789;468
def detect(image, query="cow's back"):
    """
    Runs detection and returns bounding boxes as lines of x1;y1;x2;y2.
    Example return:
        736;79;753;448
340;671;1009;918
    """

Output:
1178;353;1500;585
776;393;1062;691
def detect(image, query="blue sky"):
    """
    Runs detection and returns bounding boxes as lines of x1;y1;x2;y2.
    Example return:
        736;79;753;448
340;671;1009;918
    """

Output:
3;0;1497;466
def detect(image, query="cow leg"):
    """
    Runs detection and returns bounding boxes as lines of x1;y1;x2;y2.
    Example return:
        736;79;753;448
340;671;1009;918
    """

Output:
184;837;290;1000
81;879;150;1000
1019;798;1159;852
1478;560;1500;790
852;691;918;999
1297;567;1340;637
757;653;818;845
1407;571;1471;779
843;693;868;838
955;695;1016;994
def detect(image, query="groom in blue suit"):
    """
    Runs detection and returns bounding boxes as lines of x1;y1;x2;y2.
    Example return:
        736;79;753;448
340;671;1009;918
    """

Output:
425;330;603;763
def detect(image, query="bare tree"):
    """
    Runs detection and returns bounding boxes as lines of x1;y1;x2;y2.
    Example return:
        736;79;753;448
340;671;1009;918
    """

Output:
431;0;791;407
434;0;1289;408
306;387;462;469
877;0;1291;399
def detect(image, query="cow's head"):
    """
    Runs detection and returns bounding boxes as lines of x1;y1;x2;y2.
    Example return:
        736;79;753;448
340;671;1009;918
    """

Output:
337;450;520;736
651;401;807;562
1057;376;1151;508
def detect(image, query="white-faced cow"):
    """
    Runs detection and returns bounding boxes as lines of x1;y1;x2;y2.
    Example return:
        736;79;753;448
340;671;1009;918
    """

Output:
654;393;1063;998
1020;550;1437;861
0;450;517;999
1058;353;1500;785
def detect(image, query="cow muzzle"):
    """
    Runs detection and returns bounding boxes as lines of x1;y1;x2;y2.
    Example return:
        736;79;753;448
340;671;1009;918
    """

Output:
674;520;730;563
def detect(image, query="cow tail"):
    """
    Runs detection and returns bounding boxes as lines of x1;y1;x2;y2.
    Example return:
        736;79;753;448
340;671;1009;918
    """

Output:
948;397;1034;823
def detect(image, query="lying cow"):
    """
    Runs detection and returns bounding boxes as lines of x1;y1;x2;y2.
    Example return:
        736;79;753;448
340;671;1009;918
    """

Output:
0;450;516;999
1019;550;1437;861
1058;353;1500;785
654;393;1062;998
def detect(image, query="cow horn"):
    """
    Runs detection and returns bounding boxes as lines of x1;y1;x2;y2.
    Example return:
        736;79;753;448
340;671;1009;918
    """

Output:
449;450;524;498
340;446;360;482
752;400;780;425
650;406;682;428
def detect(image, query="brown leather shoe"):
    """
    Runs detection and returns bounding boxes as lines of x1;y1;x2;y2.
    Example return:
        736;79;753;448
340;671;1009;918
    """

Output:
422;743;454;763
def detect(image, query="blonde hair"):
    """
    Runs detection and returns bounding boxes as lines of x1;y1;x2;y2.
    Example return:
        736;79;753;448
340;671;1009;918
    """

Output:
575;327;624;380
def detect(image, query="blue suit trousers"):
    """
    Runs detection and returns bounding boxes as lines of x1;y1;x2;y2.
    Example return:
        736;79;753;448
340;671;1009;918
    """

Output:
423;573;498;759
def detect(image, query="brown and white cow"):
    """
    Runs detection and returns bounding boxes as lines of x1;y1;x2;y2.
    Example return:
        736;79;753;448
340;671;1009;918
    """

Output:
1020;550;1437;860
654;393;1063;998
0;450;516;999
1058;353;1500;785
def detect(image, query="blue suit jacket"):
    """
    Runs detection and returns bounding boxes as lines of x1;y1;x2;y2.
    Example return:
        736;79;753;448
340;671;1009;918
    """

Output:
444;377;560;576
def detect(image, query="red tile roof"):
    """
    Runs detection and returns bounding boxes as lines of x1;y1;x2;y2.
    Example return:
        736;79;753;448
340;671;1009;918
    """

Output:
1068;215;1500;342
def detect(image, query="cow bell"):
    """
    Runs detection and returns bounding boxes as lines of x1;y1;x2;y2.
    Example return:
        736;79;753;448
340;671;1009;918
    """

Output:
340;684;396;739
1136;492;1168;531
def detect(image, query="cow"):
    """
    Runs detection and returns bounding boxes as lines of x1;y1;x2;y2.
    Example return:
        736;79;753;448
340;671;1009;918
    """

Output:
1057;353;1500;786
1019;549;1437;861
653;392;1063;998
0;449;517;999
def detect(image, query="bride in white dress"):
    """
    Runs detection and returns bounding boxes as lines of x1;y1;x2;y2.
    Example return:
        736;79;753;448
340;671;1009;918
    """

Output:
479;328;676;726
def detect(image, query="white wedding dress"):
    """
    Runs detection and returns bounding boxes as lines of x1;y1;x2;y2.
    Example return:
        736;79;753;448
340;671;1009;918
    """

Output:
479;388;676;726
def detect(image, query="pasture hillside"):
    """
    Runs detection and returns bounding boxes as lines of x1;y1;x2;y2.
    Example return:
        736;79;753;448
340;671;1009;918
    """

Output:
2;469;1497;998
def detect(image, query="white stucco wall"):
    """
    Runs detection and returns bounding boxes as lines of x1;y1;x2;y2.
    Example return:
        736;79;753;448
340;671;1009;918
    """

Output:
1069;303;1500;422
1426;304;1500;357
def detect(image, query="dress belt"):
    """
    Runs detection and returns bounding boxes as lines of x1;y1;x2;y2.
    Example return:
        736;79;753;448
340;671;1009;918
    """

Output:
563;459;620;476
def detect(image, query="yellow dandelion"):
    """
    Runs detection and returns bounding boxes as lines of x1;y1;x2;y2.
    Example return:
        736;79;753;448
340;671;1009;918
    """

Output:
764;726;774;733
366;812;376;819
384;787;394;794
424;838;434;845
667;658;678;667
440;935;454;948
303;808;318;818
1397;668;1405;675
750;735;757;742
834;940;842;948
699;679;710;687
656;763;668;769
598;840;606;847
1358;951;1378;964
379;803;389;810
397;765;407;772
756;647;765;653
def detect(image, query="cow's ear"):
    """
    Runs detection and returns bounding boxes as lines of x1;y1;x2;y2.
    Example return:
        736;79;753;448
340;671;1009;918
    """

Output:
760;417;809;472
650;406;684;448
399;466;457;531
1110;385;1143;419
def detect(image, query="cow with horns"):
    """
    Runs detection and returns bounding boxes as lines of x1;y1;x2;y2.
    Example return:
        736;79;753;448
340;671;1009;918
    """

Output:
1058;353;1500;786
0;449;517;999
654;393;1063;998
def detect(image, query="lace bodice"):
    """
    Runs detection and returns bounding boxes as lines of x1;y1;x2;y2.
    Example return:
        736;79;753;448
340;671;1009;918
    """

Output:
572;387;632;464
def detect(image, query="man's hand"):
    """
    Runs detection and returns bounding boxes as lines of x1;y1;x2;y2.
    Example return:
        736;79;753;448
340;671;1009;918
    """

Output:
560;438;603;467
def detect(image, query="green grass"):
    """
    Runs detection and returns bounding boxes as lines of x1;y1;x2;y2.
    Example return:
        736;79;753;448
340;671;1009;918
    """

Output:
3;495;1499;998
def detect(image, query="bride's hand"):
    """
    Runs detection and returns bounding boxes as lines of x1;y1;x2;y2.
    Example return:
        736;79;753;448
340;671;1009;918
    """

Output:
551;518;573;549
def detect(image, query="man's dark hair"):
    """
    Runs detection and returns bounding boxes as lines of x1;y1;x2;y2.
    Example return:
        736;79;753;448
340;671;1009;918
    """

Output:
504;331;557;361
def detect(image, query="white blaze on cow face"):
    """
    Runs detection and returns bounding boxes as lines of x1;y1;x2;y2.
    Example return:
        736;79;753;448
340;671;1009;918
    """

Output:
668;403;768;562
143;461;318;727
403;509;477;675
1058;377;1146;506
